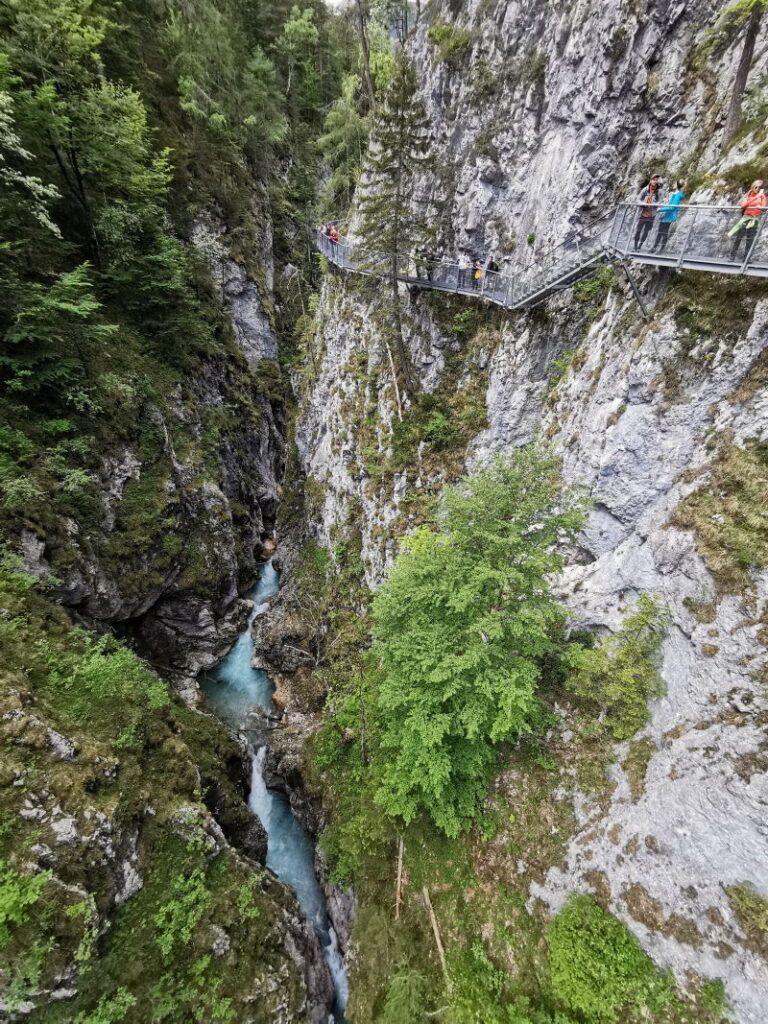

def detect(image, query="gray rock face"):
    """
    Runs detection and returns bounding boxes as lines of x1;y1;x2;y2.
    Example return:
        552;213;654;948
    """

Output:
35;218;287;697
293;2;768;1019
193;217;279;365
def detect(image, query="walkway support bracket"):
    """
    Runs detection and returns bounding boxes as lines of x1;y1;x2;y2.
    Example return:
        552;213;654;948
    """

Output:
617;259;649;320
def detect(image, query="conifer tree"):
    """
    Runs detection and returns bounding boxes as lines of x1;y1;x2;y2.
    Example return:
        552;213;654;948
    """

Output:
721;0;768;144
357;53;430;401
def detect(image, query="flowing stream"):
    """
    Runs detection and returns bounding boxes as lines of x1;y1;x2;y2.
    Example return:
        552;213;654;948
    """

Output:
202;561;348;1022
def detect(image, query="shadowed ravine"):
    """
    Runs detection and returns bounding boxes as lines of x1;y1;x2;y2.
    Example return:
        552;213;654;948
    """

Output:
202;561;348;1022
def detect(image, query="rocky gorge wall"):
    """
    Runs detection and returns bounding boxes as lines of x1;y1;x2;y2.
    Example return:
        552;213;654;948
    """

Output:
275;1;768;1020
2;209;343;1019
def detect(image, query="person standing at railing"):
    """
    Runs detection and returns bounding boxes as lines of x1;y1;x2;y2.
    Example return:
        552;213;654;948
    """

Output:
485;255;500;293
651;182;686;253
633;175;662;250
414;247;426;279
728;180;766;261
328;225;340;258
457;250;470;290
471;257;483;290
425;248;438;282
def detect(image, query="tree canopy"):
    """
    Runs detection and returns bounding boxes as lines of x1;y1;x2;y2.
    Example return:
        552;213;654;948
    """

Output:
371;448;587;836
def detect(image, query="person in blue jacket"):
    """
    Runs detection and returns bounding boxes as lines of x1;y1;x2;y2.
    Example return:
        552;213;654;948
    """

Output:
652;182;686;253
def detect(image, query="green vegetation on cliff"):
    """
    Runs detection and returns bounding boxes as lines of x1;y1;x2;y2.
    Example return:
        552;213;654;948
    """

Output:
372;450;586;836
291;442;723;1024
0;0;357;1017
0;560;308;1021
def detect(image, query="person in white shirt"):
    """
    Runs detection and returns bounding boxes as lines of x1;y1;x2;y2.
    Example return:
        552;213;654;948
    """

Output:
457;250;470;290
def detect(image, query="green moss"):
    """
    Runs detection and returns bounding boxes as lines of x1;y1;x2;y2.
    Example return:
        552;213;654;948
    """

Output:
672;441;768;596
727;882;768;960
623;737;657;802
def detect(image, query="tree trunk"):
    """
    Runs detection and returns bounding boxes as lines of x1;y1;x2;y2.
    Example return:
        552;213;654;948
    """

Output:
422;887;451;987
395;837;404;919
354;0;376;112
722;5;762;147
391;255;415;396
383;328;404;422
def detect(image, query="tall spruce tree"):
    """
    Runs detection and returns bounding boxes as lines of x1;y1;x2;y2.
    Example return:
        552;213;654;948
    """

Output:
357;53;430;405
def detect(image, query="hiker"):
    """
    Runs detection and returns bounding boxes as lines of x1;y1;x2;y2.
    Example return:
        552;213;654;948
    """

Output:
652;182;686;253
414;247;426;279
728;180;766;261
472;257;482;290
457;250;470;289
328;224;339;256
633;175;662;250
485;254;500;292
425;248;438;282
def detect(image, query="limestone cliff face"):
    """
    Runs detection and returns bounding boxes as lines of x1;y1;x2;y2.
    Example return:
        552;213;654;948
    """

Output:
286;2;768;1019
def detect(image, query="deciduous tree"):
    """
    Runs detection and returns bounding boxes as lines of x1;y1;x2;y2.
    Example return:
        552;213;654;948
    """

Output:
371;449;587;837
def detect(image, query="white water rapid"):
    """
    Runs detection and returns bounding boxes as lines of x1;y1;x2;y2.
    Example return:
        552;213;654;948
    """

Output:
202;561;348;1022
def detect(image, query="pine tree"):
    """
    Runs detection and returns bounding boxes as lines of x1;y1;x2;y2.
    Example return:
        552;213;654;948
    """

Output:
357;53;430;403
721;0;768;145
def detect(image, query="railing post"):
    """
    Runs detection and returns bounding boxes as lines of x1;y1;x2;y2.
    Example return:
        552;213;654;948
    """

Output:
676;207;698;269
740;213;766;274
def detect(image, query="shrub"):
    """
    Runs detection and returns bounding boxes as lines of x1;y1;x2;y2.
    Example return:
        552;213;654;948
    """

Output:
0;861;49;947
155;869;211;958
548;894;675;1022
427;21;474;65
73;989;137;1024
43;631;168;741
423;410;453;449
564;594;669;739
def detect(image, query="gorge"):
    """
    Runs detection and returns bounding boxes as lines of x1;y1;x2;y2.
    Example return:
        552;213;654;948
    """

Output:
1;1;768;1023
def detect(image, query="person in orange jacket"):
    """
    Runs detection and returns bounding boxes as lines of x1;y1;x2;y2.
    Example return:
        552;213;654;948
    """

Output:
728;180;766;261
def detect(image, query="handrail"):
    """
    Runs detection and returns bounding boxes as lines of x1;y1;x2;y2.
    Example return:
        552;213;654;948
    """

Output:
315;200;768;311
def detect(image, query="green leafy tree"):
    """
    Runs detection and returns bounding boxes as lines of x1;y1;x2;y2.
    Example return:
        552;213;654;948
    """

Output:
357;53;430;401
371;449;587;837
0;56;59;236
0;263;117;406
373;0;419;45
352;0;377;110
276;6;320;102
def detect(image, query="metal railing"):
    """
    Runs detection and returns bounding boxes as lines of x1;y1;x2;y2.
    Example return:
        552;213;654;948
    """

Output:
315;202;768;310
315;229;597;309
607;202;768;274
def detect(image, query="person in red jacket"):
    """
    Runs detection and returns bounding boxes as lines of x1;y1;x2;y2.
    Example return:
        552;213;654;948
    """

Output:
728;180;766;261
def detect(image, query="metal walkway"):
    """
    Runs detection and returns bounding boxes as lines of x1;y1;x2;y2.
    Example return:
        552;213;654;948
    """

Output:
315;202;768;311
